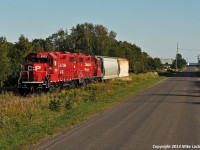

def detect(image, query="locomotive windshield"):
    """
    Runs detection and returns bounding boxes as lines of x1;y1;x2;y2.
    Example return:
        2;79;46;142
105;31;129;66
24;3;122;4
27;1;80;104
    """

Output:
25;53;48;64
26;58;48;64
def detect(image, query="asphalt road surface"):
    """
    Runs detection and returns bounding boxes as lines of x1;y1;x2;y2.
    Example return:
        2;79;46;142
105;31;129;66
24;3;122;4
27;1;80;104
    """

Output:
35;66;200;150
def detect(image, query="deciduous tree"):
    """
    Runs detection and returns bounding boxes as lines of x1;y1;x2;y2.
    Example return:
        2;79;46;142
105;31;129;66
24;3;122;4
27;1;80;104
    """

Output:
0;37;11;87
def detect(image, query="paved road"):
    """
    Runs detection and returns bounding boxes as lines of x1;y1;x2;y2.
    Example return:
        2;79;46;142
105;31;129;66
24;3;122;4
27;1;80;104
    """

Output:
35;66;200;150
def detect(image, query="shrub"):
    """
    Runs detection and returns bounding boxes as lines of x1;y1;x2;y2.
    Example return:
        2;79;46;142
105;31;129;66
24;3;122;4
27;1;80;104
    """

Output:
65;100;72;110
49;98;61;111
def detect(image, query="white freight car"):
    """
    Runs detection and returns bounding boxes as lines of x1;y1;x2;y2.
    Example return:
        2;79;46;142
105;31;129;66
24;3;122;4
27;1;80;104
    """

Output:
97;56;129;80
118;58;129;77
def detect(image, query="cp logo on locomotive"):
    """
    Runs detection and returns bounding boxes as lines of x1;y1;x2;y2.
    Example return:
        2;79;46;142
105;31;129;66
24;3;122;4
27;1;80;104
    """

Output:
28;66;41;71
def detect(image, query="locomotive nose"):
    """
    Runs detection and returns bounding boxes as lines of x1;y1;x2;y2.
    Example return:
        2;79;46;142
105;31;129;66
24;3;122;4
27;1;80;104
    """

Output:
25;64;46;82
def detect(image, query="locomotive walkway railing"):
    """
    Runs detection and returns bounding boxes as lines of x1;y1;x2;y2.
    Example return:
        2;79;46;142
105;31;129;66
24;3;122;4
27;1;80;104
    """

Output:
20;71;47;82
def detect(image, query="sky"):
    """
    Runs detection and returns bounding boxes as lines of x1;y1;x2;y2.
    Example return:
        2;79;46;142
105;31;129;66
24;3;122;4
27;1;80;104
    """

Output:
0;0;200;63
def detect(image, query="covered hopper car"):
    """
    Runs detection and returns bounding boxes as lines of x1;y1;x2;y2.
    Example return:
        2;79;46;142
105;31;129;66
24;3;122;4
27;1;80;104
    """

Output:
18;51;129;94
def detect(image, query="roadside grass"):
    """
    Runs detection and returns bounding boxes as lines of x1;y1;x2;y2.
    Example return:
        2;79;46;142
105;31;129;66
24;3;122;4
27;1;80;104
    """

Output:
195;67;200;76
0;73;164;150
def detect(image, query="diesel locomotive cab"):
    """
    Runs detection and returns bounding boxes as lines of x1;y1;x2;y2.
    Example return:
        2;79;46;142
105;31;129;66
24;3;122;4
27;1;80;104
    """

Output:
18;52;50;94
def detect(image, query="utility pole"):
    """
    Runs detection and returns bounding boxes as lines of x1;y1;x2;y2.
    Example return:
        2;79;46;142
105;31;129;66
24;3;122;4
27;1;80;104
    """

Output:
176;43;178;71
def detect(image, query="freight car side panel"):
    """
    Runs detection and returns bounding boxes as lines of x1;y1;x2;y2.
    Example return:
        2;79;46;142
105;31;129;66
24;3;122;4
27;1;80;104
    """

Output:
118;58;129;77
101;57;119;79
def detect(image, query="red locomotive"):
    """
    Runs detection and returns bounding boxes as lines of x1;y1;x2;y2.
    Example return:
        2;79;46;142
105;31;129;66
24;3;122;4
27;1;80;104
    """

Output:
18;51;129;94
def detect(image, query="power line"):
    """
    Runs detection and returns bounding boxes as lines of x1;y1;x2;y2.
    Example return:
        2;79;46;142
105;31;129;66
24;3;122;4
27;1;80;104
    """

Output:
178;48;200;51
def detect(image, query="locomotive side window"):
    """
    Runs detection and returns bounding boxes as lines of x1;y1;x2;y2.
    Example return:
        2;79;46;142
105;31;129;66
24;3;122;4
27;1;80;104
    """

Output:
48;58;53;66
39;58;47;63
69;57;74;62
62;56;66;59
79;58;84;62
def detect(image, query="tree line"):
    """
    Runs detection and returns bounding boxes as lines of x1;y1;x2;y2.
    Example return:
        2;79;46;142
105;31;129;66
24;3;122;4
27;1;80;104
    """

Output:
0;23;163;87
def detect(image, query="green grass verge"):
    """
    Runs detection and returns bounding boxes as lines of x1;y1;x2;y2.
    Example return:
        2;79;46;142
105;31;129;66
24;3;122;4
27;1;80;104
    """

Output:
195;67;200;76
0;73;164;150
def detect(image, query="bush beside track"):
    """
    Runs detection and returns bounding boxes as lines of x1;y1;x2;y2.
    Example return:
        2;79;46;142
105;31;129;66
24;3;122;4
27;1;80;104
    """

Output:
0;72;164;150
